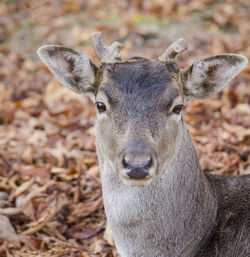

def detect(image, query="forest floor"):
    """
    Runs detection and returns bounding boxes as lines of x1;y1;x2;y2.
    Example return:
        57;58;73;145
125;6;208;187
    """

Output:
0;0;249;256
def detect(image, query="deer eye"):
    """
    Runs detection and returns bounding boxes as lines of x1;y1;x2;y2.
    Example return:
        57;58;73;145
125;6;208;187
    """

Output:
172;104;184;114
96;102;106;113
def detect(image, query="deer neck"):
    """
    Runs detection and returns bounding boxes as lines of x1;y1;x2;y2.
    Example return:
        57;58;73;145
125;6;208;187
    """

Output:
97;121;218;256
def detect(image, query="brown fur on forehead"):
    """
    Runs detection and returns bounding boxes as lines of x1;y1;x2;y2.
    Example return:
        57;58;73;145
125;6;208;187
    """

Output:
99;58;179;97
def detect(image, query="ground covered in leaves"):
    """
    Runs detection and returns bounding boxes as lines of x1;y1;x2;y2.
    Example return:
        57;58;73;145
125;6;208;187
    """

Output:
0;0;249;256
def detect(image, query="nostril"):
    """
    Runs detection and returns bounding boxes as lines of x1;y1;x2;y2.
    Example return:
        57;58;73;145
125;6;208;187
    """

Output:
122;157;153;170
144;158;152;170
122;157;131;169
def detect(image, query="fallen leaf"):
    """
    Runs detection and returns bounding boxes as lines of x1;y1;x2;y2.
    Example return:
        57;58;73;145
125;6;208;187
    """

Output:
0;214;20;247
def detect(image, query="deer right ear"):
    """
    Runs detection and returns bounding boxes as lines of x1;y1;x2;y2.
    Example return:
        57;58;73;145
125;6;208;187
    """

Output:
37;46;97;96
181;54;248;100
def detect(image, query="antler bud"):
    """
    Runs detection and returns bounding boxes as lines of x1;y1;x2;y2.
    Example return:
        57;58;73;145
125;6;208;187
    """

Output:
158;38;188;62
91;32;123;63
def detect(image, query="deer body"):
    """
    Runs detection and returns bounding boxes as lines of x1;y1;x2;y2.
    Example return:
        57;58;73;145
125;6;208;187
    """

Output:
38;32;249;257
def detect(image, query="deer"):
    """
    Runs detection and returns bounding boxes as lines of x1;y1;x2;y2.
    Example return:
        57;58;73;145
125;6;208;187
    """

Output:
37;32;249;257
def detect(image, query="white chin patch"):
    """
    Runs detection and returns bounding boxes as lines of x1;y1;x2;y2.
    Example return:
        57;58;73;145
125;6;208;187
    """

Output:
122;178;153;187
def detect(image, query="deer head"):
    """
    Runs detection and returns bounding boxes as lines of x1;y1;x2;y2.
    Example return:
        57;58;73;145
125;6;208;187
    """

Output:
38;32;248;186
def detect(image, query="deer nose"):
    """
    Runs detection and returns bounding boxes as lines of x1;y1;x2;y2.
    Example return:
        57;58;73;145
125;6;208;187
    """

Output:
122;157;152;179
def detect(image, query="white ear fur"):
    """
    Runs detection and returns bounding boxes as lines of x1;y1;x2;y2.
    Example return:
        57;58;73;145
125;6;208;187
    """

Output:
37;45;97;95
182;54;248;100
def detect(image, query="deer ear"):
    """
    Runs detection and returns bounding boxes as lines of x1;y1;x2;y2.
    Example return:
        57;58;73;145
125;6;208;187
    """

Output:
181;54;248;100
37;45;97;96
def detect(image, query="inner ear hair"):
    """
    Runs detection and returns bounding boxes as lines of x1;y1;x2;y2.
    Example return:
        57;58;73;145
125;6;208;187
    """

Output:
181;54;248;100
37;45;97;96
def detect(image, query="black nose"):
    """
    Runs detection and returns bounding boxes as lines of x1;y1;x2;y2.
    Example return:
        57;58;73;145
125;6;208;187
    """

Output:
122;158;152;179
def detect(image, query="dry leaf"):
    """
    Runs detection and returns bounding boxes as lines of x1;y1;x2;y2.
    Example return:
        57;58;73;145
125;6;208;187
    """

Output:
0;214;20;247
21;193;68;235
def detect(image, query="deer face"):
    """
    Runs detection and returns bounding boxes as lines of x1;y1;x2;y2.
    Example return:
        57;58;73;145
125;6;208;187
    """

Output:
95;59;183;186
38;32;248;187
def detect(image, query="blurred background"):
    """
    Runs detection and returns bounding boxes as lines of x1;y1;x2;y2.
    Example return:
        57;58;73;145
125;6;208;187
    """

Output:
0;0;249;256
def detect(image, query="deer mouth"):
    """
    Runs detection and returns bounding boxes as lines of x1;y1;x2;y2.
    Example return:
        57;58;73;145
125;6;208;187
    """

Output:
122;177;154;187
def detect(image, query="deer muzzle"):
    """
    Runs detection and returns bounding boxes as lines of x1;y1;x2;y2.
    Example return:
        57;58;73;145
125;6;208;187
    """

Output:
117;140;158;186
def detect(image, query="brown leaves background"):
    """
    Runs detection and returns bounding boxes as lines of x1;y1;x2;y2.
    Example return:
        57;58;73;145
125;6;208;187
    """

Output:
0;0;249;256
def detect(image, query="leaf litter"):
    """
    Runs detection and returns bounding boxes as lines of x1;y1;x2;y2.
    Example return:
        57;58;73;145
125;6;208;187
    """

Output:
0;0;249;256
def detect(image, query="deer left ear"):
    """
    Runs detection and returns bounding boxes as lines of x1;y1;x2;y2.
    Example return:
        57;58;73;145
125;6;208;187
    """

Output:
181;54;248;100
37;45;97;96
